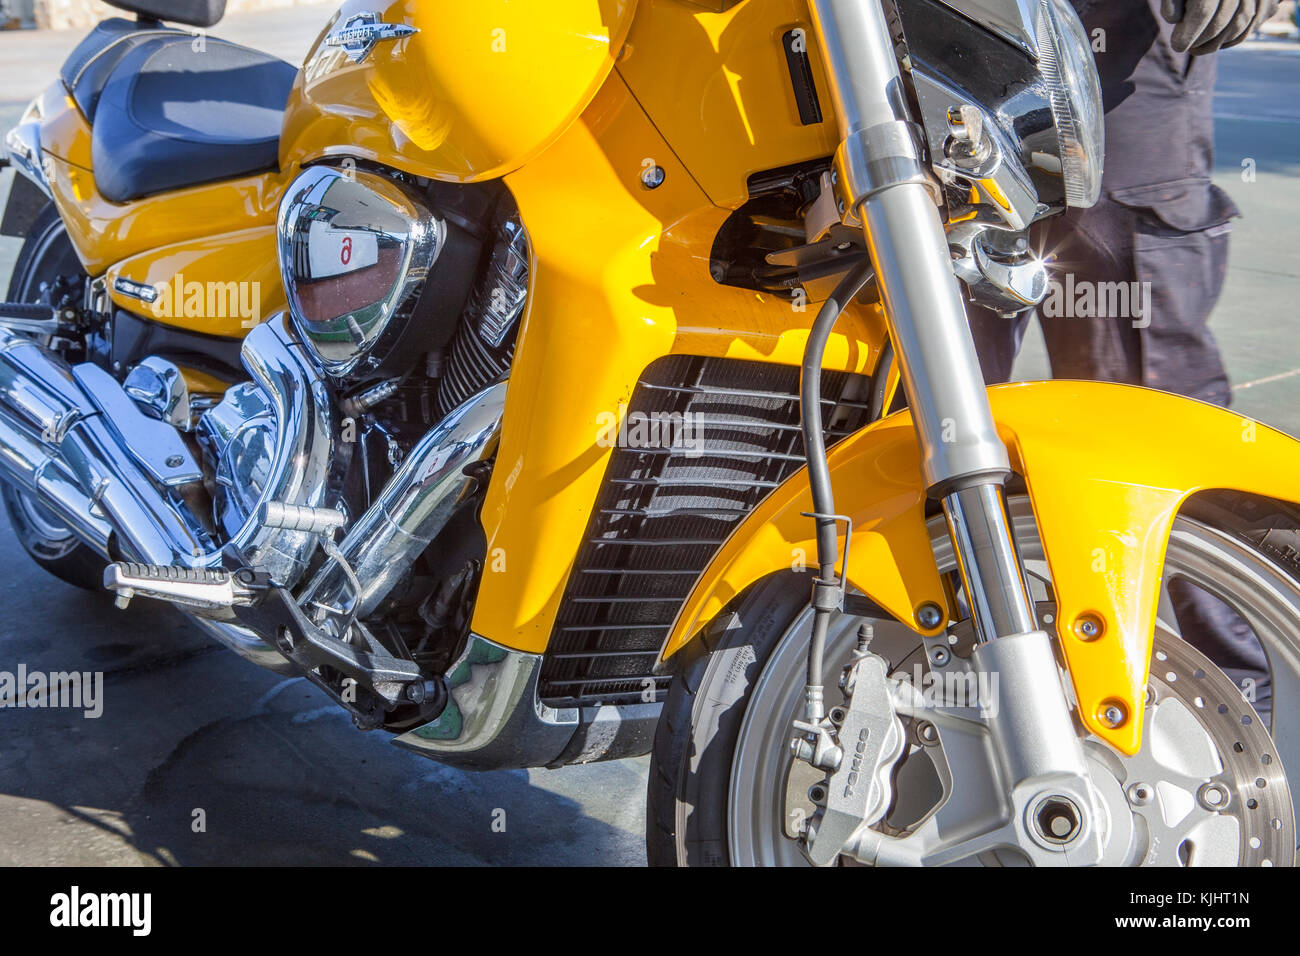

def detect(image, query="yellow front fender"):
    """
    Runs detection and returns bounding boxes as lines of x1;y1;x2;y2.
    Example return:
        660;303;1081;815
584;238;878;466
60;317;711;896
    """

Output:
661;380;1300;754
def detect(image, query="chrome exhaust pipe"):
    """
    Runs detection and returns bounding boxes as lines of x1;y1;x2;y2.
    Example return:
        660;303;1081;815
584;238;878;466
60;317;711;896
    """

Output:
0;411;113;553
0;314;503;678
0;315;333;583
190;618;298;674
0;331;206;563
297;380;506;627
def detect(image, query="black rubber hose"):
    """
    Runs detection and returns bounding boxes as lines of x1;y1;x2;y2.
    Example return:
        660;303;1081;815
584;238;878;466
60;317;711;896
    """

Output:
799;260;876;693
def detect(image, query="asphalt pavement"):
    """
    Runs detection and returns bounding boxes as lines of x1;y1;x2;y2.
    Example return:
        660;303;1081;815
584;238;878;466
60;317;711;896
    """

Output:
0;7;1296;866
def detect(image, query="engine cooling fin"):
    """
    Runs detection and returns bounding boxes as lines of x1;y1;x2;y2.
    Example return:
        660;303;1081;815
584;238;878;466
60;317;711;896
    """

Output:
540;355;874;707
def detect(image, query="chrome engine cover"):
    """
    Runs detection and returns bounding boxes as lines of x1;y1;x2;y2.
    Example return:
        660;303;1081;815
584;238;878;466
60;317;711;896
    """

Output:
277;165;446;376
196;381;276;541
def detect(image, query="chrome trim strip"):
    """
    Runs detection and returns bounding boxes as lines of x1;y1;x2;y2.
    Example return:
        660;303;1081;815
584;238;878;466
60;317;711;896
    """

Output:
391;633;579;771
112;277;160;304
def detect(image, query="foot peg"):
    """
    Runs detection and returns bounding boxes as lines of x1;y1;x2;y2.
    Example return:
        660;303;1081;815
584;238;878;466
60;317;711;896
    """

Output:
0;301;60;334
104;562;269;611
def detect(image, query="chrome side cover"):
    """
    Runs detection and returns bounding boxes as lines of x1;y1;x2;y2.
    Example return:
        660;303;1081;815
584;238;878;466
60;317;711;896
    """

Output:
391;633;579;771
277;165;445;376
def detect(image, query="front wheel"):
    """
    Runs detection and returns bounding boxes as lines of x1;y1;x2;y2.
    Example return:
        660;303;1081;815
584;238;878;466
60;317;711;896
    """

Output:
648;493;1300;866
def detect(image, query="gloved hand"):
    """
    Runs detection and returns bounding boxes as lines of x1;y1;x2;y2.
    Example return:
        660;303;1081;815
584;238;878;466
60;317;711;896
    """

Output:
1162;0;1280;54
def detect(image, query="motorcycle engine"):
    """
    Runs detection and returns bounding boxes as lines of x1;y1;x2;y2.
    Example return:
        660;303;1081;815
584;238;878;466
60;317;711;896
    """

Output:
199;164;527;541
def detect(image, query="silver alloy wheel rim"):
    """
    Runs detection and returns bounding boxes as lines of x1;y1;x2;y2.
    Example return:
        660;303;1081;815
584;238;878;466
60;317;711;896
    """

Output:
727;497;1300;866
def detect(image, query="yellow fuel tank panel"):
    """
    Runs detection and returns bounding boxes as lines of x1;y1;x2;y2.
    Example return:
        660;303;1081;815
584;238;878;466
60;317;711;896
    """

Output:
104;226;285;339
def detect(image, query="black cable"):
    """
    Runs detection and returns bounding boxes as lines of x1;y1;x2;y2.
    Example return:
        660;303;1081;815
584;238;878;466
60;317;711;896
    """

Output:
799;260;876;696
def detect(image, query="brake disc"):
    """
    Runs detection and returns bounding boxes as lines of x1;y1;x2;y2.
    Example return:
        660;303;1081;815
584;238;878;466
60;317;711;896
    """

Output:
1102;630;1294;866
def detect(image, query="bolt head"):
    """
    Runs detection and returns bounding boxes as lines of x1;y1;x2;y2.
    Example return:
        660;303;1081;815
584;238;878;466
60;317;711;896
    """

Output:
916;602;945;629
1127;783;1153;806
640;164;666;189
1098;701;1127;729
1073;613;1104;641
1198;782;1229;810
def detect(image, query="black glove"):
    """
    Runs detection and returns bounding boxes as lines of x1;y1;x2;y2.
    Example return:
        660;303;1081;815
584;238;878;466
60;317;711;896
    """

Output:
1162;0;1280;54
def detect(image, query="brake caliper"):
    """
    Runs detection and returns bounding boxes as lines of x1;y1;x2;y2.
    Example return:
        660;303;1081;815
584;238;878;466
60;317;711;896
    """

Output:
793;650;906;865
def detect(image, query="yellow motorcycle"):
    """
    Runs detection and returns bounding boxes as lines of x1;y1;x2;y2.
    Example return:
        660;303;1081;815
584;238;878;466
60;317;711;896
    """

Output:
2;0;1298;867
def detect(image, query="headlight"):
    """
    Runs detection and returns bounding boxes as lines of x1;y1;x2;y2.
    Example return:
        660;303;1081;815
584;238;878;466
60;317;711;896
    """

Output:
1034;0;1104;207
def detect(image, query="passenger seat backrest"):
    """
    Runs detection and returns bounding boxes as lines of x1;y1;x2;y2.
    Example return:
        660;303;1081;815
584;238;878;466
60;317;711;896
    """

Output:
102;0;226;28
61;17;182;122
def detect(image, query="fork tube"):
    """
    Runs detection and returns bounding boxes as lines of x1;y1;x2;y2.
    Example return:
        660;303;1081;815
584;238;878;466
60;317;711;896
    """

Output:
942;484;1037;640
808;0;1036;642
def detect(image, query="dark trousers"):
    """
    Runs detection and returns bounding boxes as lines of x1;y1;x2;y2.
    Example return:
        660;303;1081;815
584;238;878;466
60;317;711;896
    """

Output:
968;0;1270;719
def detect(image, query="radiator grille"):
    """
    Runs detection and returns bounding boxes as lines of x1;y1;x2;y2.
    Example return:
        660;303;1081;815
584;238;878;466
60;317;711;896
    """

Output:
539;356;874;706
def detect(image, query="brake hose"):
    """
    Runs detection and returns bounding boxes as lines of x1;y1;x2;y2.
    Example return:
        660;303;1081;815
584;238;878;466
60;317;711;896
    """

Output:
799;258;877;719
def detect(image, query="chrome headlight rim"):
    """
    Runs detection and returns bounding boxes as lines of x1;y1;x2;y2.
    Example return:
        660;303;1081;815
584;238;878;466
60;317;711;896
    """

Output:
1034;0;1104;208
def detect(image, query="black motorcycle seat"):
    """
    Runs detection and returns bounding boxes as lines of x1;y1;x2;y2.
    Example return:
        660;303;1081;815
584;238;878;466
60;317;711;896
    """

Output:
62;18;183;123
87;29;296;203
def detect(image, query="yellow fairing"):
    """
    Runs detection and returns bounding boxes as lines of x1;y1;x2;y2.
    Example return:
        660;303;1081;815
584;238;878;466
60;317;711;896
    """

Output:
105;227;285;338
661;380;1300;755
469;71;889;652
280;0;639;182
617;0;839;207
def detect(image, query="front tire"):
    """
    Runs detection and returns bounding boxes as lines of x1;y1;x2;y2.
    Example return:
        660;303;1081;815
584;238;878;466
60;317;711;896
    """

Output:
648;492;1300;866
